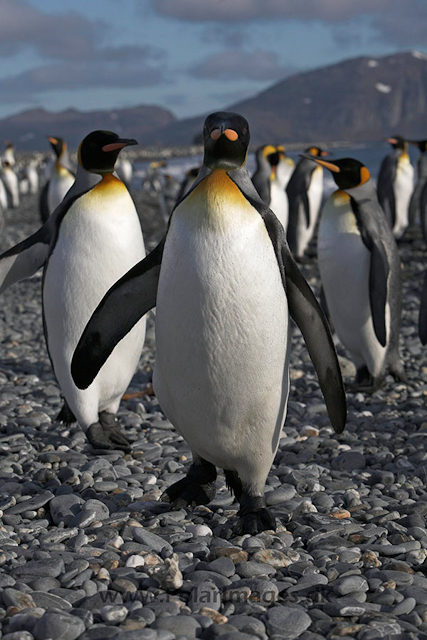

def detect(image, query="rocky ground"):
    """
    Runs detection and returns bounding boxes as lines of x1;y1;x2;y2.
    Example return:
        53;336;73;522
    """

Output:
0;185;427;640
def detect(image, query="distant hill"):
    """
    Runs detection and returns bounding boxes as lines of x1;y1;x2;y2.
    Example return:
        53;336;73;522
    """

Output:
156;51;427;145
3;51;427;151
0;105;176;151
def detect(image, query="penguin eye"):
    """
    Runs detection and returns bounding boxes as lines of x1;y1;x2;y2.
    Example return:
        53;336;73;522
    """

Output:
241;127;247;135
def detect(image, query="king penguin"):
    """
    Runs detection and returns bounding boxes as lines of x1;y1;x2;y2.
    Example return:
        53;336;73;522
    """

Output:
407;140;427;238
3;141;15;167
71;112;346;534
304;154;405;390
0;130;147;450
377;136;414;240
286;147;327;259
252;144;289;230
1;160;20;209
276;145;295;190
39;136;75;223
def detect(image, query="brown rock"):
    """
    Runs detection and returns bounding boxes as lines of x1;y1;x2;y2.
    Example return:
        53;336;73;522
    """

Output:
209;548;248;564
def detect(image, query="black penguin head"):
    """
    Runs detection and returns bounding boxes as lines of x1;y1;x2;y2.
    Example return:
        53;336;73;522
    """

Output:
78;130;138;175
387;136;406;150
305;147;328;157
47;136;66;159
203;112;250;171
300;155;370;190
409;139;427;153
4;141;13;150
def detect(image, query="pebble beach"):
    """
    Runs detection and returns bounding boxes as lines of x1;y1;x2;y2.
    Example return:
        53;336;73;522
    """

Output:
1;184;427;640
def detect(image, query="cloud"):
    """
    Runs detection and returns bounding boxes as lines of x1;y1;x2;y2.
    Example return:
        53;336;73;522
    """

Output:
153;0;394;23
190;50;294;81
0;45;168;103
0;0;102;60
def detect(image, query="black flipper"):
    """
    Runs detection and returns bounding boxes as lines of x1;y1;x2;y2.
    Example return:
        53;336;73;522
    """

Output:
71;238;165;390
39;181;50;224
377;153;397;229
230;169;347;434
419;270;427;345
351;197;389;347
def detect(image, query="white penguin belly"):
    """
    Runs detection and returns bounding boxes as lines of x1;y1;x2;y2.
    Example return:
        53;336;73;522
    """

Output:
43;179;146;428
393;157;414;238
318;192;387;377
48;168;75;214
269;178;288;231
2;170;19;208
154;171;290;491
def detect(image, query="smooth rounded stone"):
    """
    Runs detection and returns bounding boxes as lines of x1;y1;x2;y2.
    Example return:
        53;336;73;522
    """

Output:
3;633;35;640
131;528;173;554
332;451;366;471
235;562;276;578
12;557;65;578
265;485;296;506
115;631;158;640
101;604;128;623
32;611;86;640
186;524;213;537
153;614;201;637
186;570;232;589
251;549;296;569
287;574;329;595
201;558;235;578
229;579;278;605
30;591;73;610
188;581;222;612
401;586;427;605
0;574;16;588
209;548;248;564
125;555;145;569
265;605;311;639
78;625;118;639
67;509;98;530
79;591;123;612
7;491;54;515
2;588;36;610
332;575;369;596
227;615;266;637
49;495;84;526
145;599;180;616
391;597;417;616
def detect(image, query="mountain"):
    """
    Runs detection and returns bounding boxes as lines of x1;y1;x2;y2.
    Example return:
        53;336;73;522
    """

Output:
156;51;427;145
0;104;176;151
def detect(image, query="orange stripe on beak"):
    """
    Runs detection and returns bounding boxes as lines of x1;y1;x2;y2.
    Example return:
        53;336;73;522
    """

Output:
224;129;238;141
102;142;127;152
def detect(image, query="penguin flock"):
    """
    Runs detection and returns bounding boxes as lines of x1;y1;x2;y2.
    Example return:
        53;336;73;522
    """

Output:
0;118;427;533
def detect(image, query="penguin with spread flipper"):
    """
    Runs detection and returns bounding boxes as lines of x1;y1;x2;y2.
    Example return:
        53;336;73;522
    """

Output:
71;112;346;534
0;130;147;451
304;154;405;390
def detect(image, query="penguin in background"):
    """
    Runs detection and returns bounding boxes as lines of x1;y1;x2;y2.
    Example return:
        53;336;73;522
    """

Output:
25;160;40;194
276;144;295;190
377;136;414;240
176;167;200;203
40;136;75;223
1;160;20;209
303;154;405;390
252;144;289;231
3;141;15;167
115;156;133;190
407;140;427;237
71;112;346;534
286;147;327;259
0;130;147;451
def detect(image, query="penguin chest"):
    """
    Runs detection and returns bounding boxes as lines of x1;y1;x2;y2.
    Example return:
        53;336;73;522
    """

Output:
43;179;146;405
393;155;414;235
307;165;323;228
154;172;290;469
48;166;74;212
318;192;387;371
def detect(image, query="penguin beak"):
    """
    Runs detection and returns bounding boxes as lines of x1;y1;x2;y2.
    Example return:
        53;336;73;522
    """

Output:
299;154;340;173
48;137;59;145
102;138;138;153
386;137;398;144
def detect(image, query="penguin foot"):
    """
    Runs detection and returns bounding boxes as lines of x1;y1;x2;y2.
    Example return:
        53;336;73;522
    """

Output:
86;414;131;452
56;401;76;425
235;496;276;535
161;459;217;508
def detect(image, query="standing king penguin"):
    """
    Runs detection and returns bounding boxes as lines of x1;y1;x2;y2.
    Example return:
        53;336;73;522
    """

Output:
305;155;405;389
377;136;414;240
286;147;327;259
72;113;346;534
252;144;289;230
0;130;147;450
1;161;20;209
40;136;75;223
276;145;295;190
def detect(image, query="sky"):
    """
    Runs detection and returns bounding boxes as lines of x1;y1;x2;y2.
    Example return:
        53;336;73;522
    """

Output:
0;0;426;121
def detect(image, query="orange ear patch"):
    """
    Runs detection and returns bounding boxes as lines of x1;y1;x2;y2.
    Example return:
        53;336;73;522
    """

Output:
360;166;370;184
